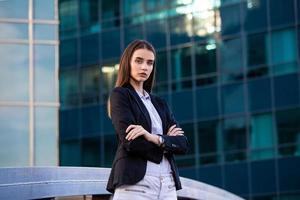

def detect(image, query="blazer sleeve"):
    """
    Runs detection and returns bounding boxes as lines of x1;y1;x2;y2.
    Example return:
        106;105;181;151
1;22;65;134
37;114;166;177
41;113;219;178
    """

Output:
110;87;163;163
160;99;189;155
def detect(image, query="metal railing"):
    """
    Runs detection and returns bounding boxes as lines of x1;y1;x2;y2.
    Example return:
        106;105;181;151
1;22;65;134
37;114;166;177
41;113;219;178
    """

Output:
0;167;244;200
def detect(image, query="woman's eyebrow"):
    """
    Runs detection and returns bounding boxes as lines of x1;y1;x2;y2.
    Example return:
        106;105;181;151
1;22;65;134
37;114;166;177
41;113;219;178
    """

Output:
135;57;154;62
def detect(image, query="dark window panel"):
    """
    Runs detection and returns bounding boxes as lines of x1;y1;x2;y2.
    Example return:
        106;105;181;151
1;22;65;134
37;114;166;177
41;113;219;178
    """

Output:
124;25;144;47
101;29;121;59
247;78;272;111
276;108;300;157
269;0;295;28
59;69;80;107
81;137;101;167
198;165;223;188
278;157;300;192
198;120;220;155
196;76;217;87
123;0;144;17
220;4;241;36
273;74;299;108
59;0;78;31
170;47;192;80
224;163;250;195
81;105;101;135
171;91;194;121
196;87;219;119
223;117;247;151
103;134;117;167
81;66;101;105
59;109;80;140
251;160;277;195
195;43;217;75
145;0;167;11
247;33;267;67
101;0;120;20
171;80;193;91
221;82;245;114
59;140;81;166
60;39;78;68
242;0;267;32
145;19;167;49
79;0;98;27
246;67;269;79
80;34;99;65
156;50;168;83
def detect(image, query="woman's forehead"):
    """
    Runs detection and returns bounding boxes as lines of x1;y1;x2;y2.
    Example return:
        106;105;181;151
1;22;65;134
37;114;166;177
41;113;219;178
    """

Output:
132;49;155;60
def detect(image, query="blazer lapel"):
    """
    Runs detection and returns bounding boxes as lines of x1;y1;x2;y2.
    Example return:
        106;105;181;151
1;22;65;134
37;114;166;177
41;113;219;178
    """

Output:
125;84;152;131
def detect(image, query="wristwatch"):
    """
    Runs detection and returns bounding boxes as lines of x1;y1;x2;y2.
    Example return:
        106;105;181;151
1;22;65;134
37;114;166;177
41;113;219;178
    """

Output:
158;135;165;147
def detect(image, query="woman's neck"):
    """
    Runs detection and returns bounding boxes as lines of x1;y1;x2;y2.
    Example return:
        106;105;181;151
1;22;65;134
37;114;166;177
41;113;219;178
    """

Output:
129;79;144;95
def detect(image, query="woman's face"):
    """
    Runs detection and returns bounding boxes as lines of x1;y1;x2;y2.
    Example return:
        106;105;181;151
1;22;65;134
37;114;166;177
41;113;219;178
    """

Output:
130;48;155;84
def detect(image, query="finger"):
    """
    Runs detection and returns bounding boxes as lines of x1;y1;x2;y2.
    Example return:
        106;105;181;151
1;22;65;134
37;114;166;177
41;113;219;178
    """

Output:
125;127;137;140
126;125;136;133
168;124;176;133
172;130;184;136
131;131;144;140
127;128;141;140
170;127;182;135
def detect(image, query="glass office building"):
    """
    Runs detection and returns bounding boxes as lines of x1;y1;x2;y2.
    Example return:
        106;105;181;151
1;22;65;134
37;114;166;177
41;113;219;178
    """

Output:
0;0;59;166
59;0;300;199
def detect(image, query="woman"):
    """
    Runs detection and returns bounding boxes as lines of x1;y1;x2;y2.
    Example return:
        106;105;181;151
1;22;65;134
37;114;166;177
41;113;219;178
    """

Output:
106;39;189;200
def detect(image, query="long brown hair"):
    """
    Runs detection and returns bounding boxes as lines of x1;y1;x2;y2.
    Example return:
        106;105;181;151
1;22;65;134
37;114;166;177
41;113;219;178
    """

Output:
107;39;157;118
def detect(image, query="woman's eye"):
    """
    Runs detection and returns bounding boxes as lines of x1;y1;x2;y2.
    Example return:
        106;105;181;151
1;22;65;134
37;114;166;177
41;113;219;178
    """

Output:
147;61;153;66
135;60;143;64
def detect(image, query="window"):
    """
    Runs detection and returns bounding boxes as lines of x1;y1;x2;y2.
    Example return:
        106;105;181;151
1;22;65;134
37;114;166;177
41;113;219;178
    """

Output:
268;29;297;75
0;0;28;19
34;0;55;20
80;34;99;65
169;14;193;45
60;38;78;67
101;29;121;59
247;33;267;67
123;0;144;17
171;91;194;121
0;23;28;40
60;69;80;107
145;19;167;49
124;25;144;47
82;137;101;167
249;113;274;160
242;0;267;32
81;66;100;105
35;107;58;166
220;4;241;36
221;82;245;115
101;0;120;20
170;47;192;80
196;87;219;119
34;45;56;102
195;42;217;75
155;50;168;83
276;108;300;157
0;107;29;166
223;116;247;162
270;0;295;28
0;44;29;101
247;78;271;112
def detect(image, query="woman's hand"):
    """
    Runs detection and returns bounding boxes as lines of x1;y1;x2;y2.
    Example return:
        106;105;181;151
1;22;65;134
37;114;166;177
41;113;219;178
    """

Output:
125;125;150;141
167;124;184;136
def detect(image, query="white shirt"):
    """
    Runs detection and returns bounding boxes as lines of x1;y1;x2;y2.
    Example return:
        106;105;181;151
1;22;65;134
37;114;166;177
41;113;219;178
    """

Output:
135;89;172;176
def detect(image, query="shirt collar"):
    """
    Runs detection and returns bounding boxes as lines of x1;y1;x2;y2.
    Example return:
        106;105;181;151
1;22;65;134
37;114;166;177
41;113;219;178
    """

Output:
136;89;150;100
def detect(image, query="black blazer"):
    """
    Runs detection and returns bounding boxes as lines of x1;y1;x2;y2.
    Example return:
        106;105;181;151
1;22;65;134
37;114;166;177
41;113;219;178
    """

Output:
106;83;189;193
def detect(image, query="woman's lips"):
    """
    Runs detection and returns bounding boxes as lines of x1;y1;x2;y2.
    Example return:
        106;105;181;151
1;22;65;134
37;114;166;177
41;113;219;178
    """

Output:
139;73;147;77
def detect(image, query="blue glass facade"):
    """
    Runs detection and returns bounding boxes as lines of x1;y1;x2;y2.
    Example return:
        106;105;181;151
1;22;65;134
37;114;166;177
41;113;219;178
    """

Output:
59;0;300;199
0;0;59;166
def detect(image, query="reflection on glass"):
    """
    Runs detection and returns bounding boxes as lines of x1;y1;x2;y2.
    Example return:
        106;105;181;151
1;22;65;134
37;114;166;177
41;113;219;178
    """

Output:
242;0;267;31
35;107;58;166
80;34;99;64
0;23;28;40
194;10;220;40
81;66;100;105
276;108;300;157
34;24;57;40
169;14;193;45
0;0;28;19
35;45;56;102
146;0;167;11
250;113;274;160
60;38;77;67
0;44;28;101
270;0;295;27
0;107;29;166
221;82;245;114
34;0;54;19
59;0;78;31
102;0;120;20
198;120;221;154
102;61;118;99
171;47;192;80
101;29;121;59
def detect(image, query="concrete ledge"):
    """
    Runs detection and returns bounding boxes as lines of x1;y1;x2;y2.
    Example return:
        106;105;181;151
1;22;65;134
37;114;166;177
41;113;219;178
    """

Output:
0;167;244;200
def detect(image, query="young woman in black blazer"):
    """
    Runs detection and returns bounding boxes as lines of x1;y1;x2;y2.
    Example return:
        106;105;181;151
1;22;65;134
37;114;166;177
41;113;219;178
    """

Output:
106;39;189;200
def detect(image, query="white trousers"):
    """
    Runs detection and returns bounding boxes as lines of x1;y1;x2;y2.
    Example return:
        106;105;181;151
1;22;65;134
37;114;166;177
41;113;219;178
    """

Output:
112;174;177;200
